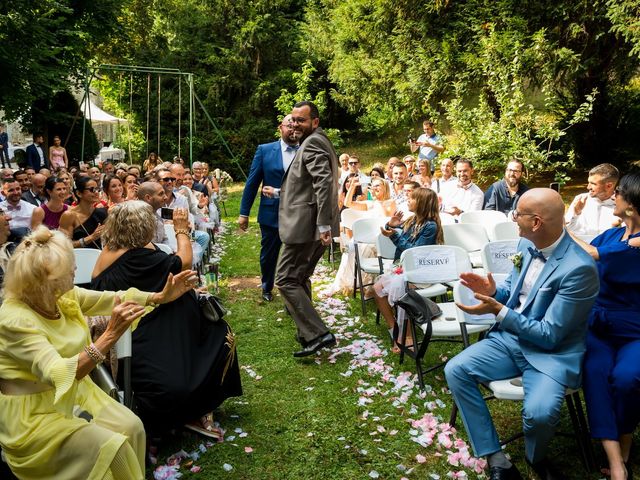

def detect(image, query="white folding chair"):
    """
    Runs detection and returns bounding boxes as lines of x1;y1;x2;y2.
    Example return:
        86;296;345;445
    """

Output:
372;233;399;323
490;221;519;241
115;329;133;408
154;243;173;254
439;212;456;225
577;234;597;244
73;248;102;285
352;218;386;314
397;245;486;388
481;239;519;274
459;210;507;226
443;223;489;267
164;224;177;251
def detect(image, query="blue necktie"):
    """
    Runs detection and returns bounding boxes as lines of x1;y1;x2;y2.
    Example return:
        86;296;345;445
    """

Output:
527;246;546;263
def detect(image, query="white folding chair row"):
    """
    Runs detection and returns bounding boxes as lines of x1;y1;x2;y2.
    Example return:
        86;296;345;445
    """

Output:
352;218;388;314
341;208;373;231
490;221;519;241
442;223;488;268
73;248;102;285
459;210;507;226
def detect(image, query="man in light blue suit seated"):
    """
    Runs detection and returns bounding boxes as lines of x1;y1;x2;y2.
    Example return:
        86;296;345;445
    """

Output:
445;188;599;480
238;115;298;302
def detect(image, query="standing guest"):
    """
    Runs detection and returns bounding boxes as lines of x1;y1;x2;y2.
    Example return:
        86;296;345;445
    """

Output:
275;101;339;357
484;159;529;215
402;155;417;177
0;226;195;480
21;173;47;207
431;157;457;194
0;179;35;230
445;188;599;480
390;162;409;206
385;156;400;182
13;170;31;194
59;176;107;249
566;163;620;236
339;153;350;178
372;188;444;352
410;120;445;173
102;174;125;209
572;173;640;480
48;135;68;171
0;123;10;168
238;115;297;302
415;158;432;188
440;158;484;218
123;173;139;201
25;133;49;171
143;152;161;173
31;176;69;229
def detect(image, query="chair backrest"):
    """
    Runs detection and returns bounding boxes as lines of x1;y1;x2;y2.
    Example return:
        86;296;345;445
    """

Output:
352;217;385;245
481;239;519;274
443;223;489;253
453;281;496;325
154;242;173;254
577;234;596;244
439;212;456;225
459;210;507;226
376;233;396;260
164;224;177;251
73;248;102;285
490;221;519;241
401;245;472;284
115;328;132;359
340;208;371;230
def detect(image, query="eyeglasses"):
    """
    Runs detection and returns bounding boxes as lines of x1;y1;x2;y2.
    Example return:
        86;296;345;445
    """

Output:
289;117;308;125
348;162;359;165
506;169;522;174
512;210;538;220
84;187;98;193
160;177;176;183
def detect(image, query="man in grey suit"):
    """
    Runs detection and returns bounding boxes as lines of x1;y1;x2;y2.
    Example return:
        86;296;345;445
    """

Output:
275;101;339;358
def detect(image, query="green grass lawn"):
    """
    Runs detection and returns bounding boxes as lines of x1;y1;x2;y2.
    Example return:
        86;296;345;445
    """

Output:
146;185;634;480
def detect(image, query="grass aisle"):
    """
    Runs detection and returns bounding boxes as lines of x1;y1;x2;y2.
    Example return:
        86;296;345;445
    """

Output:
149;187;611;480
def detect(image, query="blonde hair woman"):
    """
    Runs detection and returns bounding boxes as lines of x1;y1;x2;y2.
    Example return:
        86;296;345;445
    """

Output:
0;226;196;479
345;178;396;217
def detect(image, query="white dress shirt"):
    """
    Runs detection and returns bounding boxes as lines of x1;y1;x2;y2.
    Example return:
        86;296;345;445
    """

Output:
565;194;618;236
0;199;35;229
440;181;484;215
281;140;297;173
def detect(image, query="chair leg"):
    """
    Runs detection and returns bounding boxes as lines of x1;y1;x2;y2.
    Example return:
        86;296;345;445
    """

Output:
358;268;367;316
122;357;133;409
566;391;596;472
409;318;426;390
375;308;380;325
449;403;459;427
352;245;359;299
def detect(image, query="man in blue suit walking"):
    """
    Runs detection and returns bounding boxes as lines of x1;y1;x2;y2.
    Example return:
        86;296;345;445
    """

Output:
238;115;298;302
445;188;599;480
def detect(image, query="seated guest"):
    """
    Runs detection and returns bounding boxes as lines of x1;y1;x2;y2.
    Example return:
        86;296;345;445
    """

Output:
440;158;483;217
57;171;76;205
0;178;35;231
390;161;409;206
90;201;242;440
572;172;640;480
415;159;432;188
138;181;169;243
432;157;457;194
339;174;365;212
445;188;599;479
566;163;620;236
339;153;350;178
345;177;396;217
128;164;142;178
402;155;417;177
385;156;399;182
373;188;443;352
13;170;31;194
339;155;369;187
184;171;209;214
102;174;125;209
0;226;196;479
123;173;139;201
22;172;47;207
192;161;219;197
59;177;107;248
484;159;529;215
31;176;69;229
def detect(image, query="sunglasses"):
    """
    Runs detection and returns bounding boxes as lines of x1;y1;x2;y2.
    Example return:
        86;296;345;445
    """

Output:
84;187;98;193
161;177;176;183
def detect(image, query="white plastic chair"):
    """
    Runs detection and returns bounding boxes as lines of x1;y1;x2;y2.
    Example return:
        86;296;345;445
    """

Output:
352;218;386;314
155;243;173;254
164;224;177;251
340;208;371;231
439;212;456;225
577;234;597;244
459;210;507;226
490;221;519;241
73;248;102;285
442;223;489;267
115;329;133;408
481;239;519;274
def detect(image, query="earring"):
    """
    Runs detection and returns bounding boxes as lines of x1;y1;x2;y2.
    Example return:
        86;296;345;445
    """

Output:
626;208;634;217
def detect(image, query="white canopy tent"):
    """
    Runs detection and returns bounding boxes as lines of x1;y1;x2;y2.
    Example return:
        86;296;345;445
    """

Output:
80;99;127;160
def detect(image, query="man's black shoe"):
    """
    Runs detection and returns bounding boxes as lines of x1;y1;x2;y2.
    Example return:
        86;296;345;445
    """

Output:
489;464;523;480
262;291;273;302
526;458;566;480
293;333;336;358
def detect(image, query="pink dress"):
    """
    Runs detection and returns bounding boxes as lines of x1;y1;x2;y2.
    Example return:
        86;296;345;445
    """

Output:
42;203;68;229
50;147;66;169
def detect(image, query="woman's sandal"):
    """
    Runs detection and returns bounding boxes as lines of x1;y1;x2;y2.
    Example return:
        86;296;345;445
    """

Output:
184;412;223;440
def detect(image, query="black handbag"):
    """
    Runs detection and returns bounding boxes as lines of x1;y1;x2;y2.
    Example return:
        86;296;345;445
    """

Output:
395;290;442;326
198;293;227;322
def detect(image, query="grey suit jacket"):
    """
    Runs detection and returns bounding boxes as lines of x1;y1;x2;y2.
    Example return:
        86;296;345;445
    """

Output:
278;127;339;244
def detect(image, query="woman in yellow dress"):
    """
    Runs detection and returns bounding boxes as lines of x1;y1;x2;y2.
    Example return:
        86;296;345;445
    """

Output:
0;226;197;479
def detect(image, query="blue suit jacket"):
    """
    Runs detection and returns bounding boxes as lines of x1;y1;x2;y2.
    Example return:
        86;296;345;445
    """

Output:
493;233;599;389
239;140;285;229
25;144;49;171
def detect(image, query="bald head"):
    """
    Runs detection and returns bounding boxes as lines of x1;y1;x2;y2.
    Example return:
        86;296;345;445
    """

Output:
517;188;566;247
279;114;297;146
137;181;167;210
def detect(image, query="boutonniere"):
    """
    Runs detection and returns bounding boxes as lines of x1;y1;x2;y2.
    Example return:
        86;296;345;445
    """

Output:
510;252;523;272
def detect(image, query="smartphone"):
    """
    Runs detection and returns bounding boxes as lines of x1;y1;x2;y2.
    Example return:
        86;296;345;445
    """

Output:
160;207;174;220
549;182;560;192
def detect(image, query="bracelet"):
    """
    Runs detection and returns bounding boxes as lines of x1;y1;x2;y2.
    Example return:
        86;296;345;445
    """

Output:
79;237;86;247
84;342;106;365
174;229;191;237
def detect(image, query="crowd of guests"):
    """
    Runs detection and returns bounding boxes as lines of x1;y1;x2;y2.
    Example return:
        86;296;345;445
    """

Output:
0;152;241;479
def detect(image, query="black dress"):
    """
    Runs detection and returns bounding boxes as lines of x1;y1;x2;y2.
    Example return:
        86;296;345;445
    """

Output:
72;208;108;249
90;247;242;436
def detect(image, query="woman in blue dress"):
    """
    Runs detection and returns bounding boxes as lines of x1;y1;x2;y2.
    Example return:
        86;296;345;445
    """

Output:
573;172;640;480
372;187;443;352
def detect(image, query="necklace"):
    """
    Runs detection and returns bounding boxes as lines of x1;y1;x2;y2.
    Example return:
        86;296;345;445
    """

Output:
23;299;61;319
